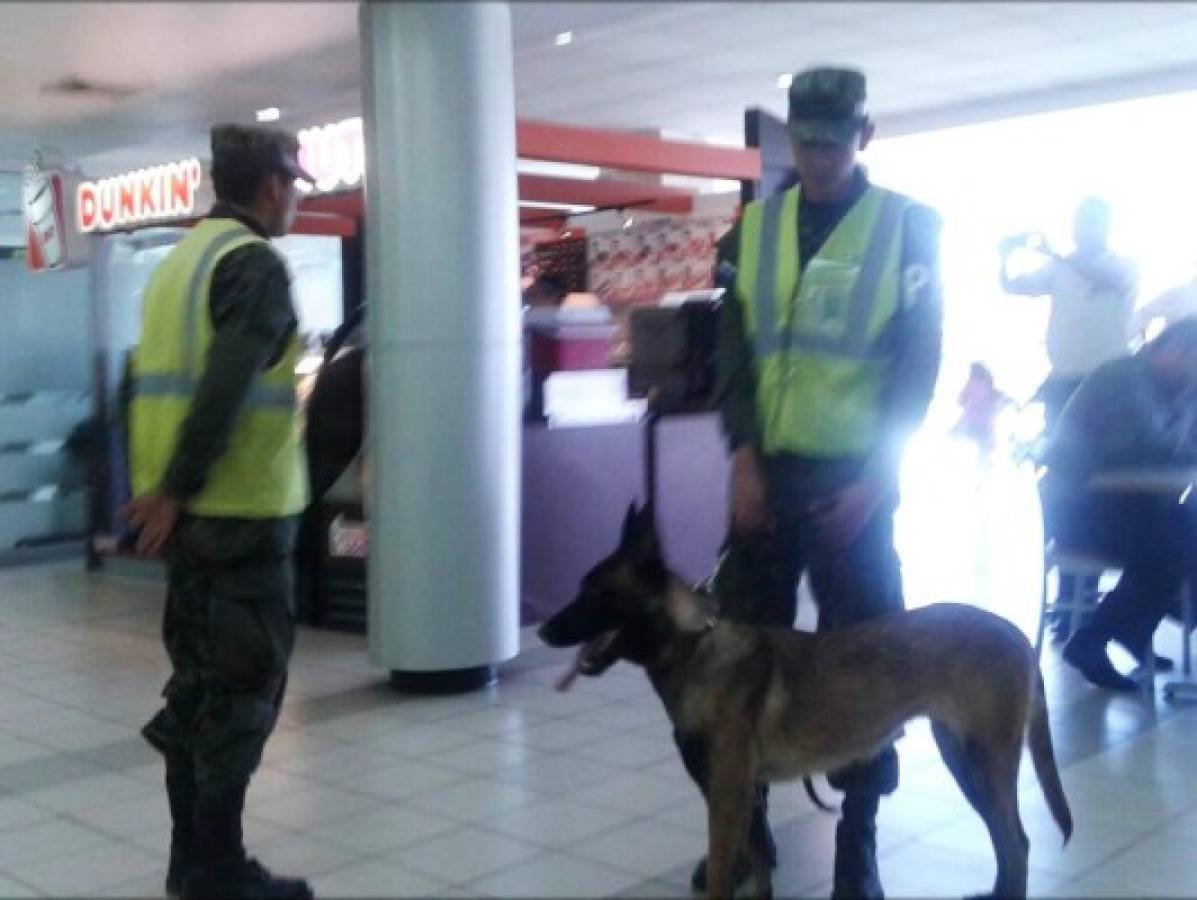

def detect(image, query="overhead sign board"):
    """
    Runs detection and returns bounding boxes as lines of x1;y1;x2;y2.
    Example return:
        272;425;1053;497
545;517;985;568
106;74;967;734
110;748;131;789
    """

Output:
76;158;203;234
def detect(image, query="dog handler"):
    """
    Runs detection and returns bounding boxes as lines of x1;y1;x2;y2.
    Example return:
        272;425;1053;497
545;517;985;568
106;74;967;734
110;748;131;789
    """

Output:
704;67;943;898
123;124;314;900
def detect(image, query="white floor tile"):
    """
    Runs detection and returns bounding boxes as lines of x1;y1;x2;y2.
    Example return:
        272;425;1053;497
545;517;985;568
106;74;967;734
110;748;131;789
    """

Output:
878;838;1068;898
407;777;548;821
430;738;551;777
361;723;480;759
307;804;458;855
0;818;113;869
311;858;449;898
248;832;363;878
480;797;638;848
331;759;466;802
510;718;616;753
466;851;644;898
387;827;543;884
73;791;173;839
0;873;39;897
573;771;697;816
27;771;156;816
250;783;386;829
436;706;551;740
7;841;160;895
0;796;56;832
493;752;623;796
572;731;678;769
568;818;707;878
86;869;169;898
1065;833;1197;897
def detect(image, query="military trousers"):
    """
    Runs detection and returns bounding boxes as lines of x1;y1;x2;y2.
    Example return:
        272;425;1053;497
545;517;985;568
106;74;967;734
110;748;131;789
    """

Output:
142;516;298;793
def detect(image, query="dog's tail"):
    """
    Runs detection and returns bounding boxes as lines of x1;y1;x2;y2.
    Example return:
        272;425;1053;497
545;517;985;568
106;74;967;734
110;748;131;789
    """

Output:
1027;671;1073;845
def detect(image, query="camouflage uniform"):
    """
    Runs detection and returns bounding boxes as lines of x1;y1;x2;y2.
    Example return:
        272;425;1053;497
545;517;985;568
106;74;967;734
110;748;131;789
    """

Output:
132;124;315;900
143;517;297;792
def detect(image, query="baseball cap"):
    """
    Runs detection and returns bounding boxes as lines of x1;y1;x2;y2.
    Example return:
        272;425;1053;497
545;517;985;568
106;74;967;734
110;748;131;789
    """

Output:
786;67;868;145
210;123;315;187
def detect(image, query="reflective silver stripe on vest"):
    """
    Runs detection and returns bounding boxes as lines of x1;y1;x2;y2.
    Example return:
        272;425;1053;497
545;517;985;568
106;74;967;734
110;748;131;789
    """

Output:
183;225;257;375
134;373;295;410
755;191;905;362
752;192;787;358
839;190;905;357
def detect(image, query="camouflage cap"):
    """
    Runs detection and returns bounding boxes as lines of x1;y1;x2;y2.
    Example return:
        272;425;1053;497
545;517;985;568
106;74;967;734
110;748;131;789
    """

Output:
787;67;867;145
210;123;314;186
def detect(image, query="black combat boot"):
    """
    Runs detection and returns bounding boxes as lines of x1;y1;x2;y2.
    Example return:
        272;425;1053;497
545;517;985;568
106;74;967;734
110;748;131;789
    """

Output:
690;786;776;894
165;757;197;897
828;749;898;900
182;782;313;900
831;791;883;900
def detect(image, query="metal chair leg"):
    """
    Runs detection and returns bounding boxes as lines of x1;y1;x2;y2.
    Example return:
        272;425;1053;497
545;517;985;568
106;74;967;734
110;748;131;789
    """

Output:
1183;582;1193;678
1036;564;1050;659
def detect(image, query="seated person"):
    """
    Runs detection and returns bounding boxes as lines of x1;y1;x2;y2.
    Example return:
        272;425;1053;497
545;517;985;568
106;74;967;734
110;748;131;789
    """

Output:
1041;319;1197;691
522;272;568;309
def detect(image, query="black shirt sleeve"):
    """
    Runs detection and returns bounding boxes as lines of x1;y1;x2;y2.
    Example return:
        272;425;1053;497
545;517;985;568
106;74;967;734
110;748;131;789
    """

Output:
713;219;760;451
161;243;298;501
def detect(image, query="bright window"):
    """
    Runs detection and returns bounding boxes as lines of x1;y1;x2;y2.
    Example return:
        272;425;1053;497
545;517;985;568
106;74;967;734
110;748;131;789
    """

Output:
867;89;1197;421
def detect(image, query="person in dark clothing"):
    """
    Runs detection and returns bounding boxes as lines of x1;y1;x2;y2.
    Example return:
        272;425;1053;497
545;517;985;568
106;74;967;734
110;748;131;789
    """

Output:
306;318;366;503
690;67;943;899
122;124;315;900
1043;319;1197;692
522;271;568;308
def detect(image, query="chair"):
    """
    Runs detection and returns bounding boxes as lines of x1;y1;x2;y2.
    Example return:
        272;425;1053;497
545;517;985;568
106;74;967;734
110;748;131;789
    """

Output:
1039;541;1195;687
1038;541;1121;658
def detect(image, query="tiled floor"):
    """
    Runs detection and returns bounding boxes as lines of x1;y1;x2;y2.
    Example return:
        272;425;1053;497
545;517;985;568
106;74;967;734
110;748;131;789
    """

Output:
0;438;1194;897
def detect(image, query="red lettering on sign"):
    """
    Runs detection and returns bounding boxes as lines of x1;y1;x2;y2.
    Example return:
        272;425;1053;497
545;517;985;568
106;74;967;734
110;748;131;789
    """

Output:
139;173;157;218
169;166;191;215
77;183;98;233
118;179;135;222
98;182;116;227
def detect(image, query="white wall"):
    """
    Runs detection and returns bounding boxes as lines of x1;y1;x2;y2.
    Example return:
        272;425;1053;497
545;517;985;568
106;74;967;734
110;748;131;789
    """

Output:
0;260;90;393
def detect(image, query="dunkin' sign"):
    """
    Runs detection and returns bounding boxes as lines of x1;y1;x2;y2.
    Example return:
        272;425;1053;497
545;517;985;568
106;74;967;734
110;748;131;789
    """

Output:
297;117;364;194
72;117;365;234
76;158;203;234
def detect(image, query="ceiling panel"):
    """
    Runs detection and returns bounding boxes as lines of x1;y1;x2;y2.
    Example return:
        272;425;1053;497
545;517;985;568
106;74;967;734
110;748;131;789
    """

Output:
4;2;1197;175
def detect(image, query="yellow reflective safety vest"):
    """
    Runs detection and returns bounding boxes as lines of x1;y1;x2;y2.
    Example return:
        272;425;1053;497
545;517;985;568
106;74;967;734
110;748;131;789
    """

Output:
736;184;909;457
130;218;308;517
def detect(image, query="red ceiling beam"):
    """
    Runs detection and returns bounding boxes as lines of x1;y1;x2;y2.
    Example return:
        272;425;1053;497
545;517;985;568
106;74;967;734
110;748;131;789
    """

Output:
300;192;363;218
298;176;694;221
516;119;761;182
518;174;693;214
519;209;567;230
292;211;357;238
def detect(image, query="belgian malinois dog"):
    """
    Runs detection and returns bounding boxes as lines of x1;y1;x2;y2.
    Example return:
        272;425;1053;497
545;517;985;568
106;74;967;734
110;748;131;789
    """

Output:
539;504;1072;900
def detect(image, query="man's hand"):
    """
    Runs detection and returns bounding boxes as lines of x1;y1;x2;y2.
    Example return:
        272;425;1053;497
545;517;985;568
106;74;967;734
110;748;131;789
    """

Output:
808;477;882;551
119;490;181;557
729;446;770;534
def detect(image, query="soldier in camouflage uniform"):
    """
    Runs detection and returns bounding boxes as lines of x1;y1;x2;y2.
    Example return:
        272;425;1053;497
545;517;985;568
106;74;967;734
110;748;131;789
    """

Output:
124;125;315;900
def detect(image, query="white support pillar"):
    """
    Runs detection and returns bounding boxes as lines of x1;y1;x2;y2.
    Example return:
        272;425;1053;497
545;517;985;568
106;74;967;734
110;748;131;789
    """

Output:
361;0;521;690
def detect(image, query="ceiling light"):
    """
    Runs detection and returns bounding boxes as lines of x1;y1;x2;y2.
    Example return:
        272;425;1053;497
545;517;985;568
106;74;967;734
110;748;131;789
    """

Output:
518;200;596;214
554;31;573;47
256;107;281;123
775;73;793;90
